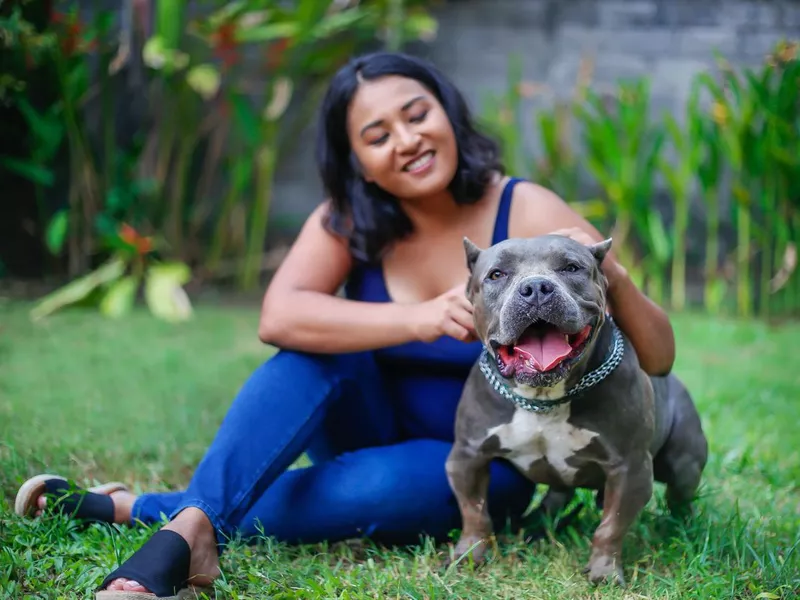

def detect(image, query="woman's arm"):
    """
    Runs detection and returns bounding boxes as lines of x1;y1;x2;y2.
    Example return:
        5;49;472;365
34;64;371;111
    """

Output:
509;182;676;376
600;259;676;376
258;203;424;353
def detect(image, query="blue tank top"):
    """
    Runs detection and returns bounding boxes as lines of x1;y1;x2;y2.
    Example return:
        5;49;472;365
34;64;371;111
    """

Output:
344;177;523;442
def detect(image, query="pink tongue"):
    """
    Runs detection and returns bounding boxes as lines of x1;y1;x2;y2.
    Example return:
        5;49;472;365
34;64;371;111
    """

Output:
514;330;572;372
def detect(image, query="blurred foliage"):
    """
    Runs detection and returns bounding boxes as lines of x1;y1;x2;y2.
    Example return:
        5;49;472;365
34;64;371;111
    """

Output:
6;1;798;322
1;0;440;321
478;40;800;319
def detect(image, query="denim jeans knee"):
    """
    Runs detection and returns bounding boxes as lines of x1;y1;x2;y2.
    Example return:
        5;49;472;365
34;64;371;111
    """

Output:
134;348;397;545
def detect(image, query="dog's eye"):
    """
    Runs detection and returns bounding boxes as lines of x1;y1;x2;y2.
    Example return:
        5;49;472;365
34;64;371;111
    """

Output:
562;263;580;273
487;269;505;281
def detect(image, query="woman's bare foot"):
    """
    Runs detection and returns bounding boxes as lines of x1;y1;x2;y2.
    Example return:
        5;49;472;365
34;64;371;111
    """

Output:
102;508;220;595
36;489;136;524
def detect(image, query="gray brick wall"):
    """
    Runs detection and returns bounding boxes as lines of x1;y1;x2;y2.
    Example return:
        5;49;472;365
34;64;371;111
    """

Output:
270;0;797;238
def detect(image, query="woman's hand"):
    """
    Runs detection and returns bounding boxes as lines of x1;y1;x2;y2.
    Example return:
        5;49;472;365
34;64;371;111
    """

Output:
549;226;596;246
409;283;477;344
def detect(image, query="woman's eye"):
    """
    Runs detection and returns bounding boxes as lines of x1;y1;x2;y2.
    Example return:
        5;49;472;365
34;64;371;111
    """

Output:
409;110;428;123
487;269;505;281
368;134;389;146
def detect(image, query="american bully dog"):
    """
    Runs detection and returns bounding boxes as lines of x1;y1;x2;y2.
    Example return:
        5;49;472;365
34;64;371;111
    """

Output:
445;234;708;585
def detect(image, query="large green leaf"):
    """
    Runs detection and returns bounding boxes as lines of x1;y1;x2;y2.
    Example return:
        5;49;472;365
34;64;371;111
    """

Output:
229;93;261;147
296;0;335;32
186;63;221;100
203;0;249;32
309;9;371;41
569;199;608;221
706;278;727;312
662;112;685;154
155;0;185;51
231;155;254;190
659;160;682;195
234;22;298;44
263;77;293;121
646;210;672;264
29;257;127;321
584;156;615;194
538;112;559;159
0;156;54;186
142;36;190;72
697;121;722;191
694;72;724;101
15;97;64;158
144;262;193;323
403;10;438;42
45;210;68;255
99;275;139;318
771;146;800;167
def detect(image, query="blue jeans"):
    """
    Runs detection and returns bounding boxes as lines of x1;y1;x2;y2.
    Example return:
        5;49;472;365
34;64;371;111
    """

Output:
130;350;535;547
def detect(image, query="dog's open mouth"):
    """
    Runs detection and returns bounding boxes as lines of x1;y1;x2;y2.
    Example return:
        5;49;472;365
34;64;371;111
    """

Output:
495;321;593;377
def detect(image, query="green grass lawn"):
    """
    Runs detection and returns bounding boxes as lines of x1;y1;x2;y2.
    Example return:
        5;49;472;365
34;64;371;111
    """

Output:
1;300;798;599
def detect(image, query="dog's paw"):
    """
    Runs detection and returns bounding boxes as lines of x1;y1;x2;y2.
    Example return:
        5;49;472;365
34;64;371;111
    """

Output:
446;536;490;569
666;496;697;521
583;554;625;586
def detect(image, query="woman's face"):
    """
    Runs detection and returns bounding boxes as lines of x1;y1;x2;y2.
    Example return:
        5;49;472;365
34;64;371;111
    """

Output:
346;75;458;202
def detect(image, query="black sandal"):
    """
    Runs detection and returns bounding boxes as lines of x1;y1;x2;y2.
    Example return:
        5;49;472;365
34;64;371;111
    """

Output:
14;474;127;524
95;530;206;599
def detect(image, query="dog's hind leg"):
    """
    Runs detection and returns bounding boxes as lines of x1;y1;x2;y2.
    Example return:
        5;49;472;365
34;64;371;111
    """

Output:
653;379;709;515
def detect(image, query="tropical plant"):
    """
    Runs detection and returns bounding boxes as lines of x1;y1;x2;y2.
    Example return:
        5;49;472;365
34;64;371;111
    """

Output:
694;41;800;317
574;78;668;303
29;223;193;322
694;91;726;314
482;40;799;318
659;81;709;312
3;0;440;321
477;55;607;224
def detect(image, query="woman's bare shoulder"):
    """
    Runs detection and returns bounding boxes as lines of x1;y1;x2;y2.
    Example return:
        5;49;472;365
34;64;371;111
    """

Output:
507;180;607;242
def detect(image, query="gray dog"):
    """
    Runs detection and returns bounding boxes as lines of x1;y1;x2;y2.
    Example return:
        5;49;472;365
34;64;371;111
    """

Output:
445;234;708;585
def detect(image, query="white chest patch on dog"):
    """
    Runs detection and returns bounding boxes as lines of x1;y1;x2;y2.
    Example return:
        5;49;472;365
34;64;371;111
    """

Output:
486;405;598;485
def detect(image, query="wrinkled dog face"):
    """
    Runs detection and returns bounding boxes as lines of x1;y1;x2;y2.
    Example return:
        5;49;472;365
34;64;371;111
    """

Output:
465;234;612;388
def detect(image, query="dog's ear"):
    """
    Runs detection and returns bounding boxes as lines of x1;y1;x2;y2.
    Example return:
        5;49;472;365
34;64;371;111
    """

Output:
463;237;482;273
588;238;613;264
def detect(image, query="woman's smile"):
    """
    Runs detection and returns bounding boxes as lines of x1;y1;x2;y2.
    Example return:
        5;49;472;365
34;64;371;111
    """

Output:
347;75;458;202
402;150;436;175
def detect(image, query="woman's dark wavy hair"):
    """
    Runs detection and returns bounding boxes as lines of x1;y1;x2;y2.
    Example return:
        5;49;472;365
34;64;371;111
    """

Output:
316;51;505;264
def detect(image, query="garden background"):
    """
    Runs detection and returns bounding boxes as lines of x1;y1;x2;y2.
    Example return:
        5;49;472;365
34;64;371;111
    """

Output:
1;1;799;598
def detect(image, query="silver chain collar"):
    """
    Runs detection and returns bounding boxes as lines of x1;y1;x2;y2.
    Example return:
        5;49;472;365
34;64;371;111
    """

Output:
477;319;625;414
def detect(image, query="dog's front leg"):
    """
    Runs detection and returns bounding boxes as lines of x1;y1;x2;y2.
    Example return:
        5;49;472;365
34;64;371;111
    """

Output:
585;453;654;586
445;441;493;565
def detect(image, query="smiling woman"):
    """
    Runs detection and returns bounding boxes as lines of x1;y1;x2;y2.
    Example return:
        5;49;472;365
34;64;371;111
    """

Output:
16;51;677;599
316;52;503;265
345;79;460;204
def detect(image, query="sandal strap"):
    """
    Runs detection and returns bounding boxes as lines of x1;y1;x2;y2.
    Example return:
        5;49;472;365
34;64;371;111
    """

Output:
98;530;191;598
45;479;114;524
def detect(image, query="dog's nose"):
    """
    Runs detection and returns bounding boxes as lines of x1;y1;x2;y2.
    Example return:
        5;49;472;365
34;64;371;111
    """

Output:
518;277;555;304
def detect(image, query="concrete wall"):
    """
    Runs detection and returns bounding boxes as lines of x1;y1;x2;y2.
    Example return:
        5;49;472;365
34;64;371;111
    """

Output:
269;0;798;237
